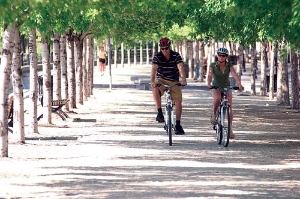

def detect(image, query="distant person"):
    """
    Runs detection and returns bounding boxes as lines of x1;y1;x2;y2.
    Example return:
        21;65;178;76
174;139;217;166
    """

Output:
150;37;187;135
98;46;107;76
207;47;244;139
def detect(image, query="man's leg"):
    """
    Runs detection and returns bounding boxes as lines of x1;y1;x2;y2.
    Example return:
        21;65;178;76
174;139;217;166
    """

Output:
152;86;164;122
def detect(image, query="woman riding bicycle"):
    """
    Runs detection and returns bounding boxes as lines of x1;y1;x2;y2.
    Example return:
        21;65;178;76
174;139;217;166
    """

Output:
207;47;244;139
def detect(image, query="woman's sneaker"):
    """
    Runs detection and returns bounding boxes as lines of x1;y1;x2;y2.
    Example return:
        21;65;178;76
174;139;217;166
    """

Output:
156;113;165;123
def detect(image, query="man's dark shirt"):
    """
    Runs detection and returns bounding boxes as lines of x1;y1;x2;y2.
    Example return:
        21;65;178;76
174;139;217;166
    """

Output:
152;50;183;82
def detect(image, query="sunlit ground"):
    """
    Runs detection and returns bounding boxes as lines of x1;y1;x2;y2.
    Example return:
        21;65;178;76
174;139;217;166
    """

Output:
2;66;300;198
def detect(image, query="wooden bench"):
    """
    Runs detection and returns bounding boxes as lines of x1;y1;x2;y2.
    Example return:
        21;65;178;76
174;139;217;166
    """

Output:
37;76;69;121
37;99;70;121
7;95;14;132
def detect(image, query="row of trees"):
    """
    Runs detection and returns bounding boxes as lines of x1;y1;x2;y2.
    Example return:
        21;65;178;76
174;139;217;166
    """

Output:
1;0;300;157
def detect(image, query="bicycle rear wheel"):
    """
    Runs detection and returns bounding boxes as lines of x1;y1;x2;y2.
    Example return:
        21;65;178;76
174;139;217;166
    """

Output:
221;106;230;147
167;105;173;146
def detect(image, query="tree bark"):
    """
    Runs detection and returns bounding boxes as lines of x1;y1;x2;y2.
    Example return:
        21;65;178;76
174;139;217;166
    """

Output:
82;38;88;101
250;46;257;95
276;39;290;105
74;34;84;105
134;45;137;66
290;51;299;109
11;28;25;143
60;34;69;111
260;41;267;96
127;49;131;67
52;33;61;101
146;41;149;65
28;28;39;134
199;41;205;82
139;41;143;65
41;38;52;124
121;42;124;67
0;24;16;157
87;37;94;96
269;42;276;100
66;31;76;109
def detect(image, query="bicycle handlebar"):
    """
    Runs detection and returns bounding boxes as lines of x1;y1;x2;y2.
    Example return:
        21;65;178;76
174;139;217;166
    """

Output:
210;86;239;91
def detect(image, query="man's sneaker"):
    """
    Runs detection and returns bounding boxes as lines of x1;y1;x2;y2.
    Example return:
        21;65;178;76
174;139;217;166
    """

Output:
156;113;165;123
175;125;185;135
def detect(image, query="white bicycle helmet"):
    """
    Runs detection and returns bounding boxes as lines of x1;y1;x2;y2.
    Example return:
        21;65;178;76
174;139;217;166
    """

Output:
217;47;229;55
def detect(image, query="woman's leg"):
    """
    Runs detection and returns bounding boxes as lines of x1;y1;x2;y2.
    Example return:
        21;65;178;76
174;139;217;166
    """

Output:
210;89;221;124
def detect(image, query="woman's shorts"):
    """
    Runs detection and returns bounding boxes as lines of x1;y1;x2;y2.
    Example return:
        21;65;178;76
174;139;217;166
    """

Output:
155;78;182;102
99;58;106;64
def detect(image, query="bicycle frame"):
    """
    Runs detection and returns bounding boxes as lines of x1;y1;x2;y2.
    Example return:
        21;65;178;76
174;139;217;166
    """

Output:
212;86;238;147
157;83;181;146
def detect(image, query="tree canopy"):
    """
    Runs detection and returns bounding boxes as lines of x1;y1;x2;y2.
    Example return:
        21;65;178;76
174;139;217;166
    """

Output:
1;0;300;48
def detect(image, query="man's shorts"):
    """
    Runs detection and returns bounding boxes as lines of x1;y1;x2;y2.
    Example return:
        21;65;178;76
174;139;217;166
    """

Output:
155;78;182;102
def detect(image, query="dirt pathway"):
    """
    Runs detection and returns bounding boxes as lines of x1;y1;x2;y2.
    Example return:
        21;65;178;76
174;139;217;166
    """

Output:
1;64;300;199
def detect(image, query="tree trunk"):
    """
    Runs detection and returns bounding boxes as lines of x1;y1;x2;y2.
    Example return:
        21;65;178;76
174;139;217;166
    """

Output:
121;43;124;67
11;28;25;144
140;41;143;65
146;41;149;65
260;41;267;96
127;49;131;67
199;41;205;82
28;28;39;134
66;32;76;109
206;41;212;83
0;24;15;157
60;34;69;111
269;42;275;100
74;34;84;105
82;38;88;101
182;40;187;62
86;37;94;96
193;40;199;80
276;40;290;105
290;51;299;109
114;44;118;68
107;38;112;89
237;43;243;78
52;33;61;101
250;47;257;95
41;38;52;124
152;41;156;59
134;45;137;66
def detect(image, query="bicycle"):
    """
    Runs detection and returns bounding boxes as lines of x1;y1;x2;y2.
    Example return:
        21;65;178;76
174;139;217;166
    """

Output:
157;83;181;146
210;86;239;147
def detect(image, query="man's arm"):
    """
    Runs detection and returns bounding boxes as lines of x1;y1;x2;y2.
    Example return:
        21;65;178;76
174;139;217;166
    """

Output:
177;62;187;85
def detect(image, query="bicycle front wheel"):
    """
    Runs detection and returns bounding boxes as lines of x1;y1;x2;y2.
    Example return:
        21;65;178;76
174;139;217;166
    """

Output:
167;105;173;146
216;107;222;145
221;106;230;147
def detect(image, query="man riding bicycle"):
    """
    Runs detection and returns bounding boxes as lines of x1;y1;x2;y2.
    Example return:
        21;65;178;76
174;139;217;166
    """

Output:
151;37;187;135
